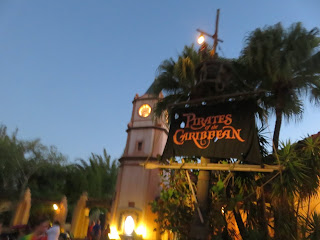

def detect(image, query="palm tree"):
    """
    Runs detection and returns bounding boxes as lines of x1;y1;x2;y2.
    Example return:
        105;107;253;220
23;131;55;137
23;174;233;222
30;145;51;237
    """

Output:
241;22;320;151
152;45;265;239
152;45;203;117
76;149;118;199
304;213;320;240
268;135;320;239
151;22;320;239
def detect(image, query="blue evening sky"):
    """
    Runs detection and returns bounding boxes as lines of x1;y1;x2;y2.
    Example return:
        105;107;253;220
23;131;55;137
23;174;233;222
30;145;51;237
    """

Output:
1;0;319;162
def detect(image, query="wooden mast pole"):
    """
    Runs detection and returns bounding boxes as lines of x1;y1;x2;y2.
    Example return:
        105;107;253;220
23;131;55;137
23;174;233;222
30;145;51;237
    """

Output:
211;9;220;56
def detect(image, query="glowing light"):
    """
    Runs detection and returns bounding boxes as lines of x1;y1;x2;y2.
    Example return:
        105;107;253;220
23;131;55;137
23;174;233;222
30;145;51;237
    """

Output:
197;35;205;45
108;226;120;240
124;216;135;235
138;104;152;118
136;225;147;238
53;204;59;211
221;207;225;214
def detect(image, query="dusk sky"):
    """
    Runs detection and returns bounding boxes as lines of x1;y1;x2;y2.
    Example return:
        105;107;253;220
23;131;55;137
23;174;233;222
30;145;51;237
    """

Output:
1;0;319;162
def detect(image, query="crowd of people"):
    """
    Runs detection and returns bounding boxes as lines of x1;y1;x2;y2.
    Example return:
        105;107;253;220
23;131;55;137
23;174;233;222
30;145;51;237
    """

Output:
87;220;110;240
0;217;110;240
0;219;72;240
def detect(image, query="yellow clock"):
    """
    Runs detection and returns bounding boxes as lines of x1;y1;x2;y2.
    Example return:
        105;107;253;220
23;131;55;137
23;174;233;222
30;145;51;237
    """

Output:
138;104;152;117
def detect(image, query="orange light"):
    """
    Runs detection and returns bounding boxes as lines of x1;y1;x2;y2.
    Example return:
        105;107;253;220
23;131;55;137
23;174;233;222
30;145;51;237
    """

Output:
136;225;147;238
197;35;205;45
138;104;151;118
53;204;59;211
221;207;225;214
108;226;120;240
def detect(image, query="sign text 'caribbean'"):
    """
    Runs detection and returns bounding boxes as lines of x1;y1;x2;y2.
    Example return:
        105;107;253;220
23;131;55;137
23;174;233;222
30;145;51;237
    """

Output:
173;113;245;149
161;102;262;164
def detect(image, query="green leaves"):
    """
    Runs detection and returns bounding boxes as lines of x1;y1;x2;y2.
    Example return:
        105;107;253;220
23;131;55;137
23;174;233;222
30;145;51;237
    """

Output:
0;123;118;219
74;149;119;200
241;22;320;150
151;21;320;239
271;137;320;200
212;179;224;194
304;213;320;240
0;125;68;199
151;169;194;238
153;45;201;118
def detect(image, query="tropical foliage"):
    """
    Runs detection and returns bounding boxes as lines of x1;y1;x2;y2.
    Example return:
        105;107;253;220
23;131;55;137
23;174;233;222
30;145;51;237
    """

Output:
0;124;119;224
240;22;320;150
151;22;320;240
151;163;195;239
152;45;202;117
0;125;67;199
152;136;320;239
75;149;118;200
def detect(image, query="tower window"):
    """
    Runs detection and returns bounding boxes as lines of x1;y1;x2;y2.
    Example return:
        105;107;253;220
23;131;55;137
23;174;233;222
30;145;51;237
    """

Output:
137;141;143;151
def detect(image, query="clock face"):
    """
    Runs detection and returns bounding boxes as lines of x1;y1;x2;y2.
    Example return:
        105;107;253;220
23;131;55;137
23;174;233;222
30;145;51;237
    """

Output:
138;104;152;117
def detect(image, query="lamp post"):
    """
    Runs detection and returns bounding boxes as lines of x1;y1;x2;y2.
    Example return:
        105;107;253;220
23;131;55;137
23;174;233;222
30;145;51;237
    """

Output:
196;9;223;57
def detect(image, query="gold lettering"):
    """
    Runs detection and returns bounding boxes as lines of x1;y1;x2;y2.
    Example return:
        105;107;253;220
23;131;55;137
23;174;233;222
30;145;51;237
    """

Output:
203;117;212;130
232;128;244;142
222;129;232;139
192;132;210;149
211;115;219;124
200;131;207;140
195;132;200;140
189;132;196;140
224;114;232;125
208;131;215;140
211;125;218;130
195;117;201;127
173;112;245;150
183;113;196;128
173;129;185;145
216;130;223;139
181;132;188;142
223;126;245;142
218;115;225;124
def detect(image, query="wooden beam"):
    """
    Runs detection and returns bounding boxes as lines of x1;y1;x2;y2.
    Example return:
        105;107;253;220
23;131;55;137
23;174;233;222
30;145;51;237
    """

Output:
168;90;266;108
141;162;283;173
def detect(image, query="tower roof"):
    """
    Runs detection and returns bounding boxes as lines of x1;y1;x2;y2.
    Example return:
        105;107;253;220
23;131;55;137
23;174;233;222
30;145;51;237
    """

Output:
145;81;158;95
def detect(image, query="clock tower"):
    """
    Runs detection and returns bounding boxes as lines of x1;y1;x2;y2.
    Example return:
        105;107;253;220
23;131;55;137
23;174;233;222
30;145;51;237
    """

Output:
109;85;168;239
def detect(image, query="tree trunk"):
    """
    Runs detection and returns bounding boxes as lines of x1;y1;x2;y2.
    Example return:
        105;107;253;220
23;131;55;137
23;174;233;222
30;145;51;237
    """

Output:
257;186;269;239
274;196;296;240
233;208;247;239
273;107;283;153
189;157;210;239
304;196;312;238
296;198;301;239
